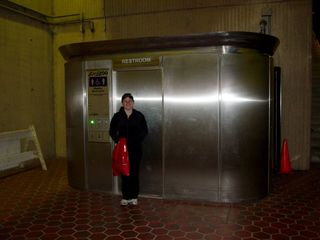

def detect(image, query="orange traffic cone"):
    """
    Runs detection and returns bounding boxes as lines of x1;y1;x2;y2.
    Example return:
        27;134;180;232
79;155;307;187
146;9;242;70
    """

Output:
280;139;292;174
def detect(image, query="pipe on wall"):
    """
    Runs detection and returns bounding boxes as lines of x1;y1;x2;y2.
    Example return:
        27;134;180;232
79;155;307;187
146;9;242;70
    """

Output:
0;0;95;32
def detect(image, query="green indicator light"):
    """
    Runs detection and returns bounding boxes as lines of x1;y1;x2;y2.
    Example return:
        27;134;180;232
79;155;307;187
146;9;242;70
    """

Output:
90;120;95;125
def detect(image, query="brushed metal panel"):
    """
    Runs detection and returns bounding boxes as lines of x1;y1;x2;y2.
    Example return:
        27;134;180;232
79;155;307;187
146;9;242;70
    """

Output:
87;142;112;191
85;60;113;191
65;61;87;189
220;52;270;201
113;69;163;197
163;53;219;201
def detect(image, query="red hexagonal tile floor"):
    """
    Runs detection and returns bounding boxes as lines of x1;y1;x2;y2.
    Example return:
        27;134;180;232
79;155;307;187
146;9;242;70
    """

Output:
1;159;320;240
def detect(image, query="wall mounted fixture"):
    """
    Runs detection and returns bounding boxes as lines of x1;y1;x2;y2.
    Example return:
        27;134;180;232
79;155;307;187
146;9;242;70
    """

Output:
260;15;271;34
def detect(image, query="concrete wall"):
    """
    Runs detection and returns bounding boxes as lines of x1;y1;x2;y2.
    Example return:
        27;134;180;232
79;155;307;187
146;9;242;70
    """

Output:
0;1;55;159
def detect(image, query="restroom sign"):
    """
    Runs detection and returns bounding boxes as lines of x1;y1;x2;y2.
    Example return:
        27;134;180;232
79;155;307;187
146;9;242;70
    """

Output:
89;76;107;87
113;56;160;68
87;69;108;94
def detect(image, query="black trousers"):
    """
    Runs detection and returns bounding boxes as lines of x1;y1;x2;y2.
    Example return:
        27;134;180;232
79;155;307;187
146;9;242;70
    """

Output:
121;145;142;200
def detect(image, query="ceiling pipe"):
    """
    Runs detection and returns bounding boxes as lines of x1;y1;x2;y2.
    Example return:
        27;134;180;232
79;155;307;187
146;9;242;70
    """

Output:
0;0;95;32
0;0;48;23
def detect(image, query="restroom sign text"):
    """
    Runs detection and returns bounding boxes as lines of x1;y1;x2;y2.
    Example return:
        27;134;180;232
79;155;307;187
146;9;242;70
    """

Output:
113;56;160;68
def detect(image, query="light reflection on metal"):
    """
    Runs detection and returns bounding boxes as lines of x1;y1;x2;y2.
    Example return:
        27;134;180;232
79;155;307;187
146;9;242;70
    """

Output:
164;93;266;103
116;97;162;102
221;93;267;103
116;94;267;103
222;46;228;54
165;95;217;103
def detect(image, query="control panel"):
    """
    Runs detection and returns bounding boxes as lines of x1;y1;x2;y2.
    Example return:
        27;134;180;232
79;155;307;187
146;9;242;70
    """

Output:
87;69;109;143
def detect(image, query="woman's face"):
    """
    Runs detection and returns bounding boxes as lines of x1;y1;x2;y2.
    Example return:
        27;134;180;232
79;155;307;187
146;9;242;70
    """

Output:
122;97;134;111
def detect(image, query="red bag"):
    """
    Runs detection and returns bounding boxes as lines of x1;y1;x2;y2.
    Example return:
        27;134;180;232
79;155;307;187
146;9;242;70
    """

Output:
112;138;130;176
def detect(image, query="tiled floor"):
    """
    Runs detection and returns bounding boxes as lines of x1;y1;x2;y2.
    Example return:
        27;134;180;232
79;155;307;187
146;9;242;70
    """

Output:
1;159;320;240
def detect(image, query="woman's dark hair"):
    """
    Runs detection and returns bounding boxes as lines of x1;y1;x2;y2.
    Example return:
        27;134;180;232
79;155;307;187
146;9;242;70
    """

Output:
121;93;134;102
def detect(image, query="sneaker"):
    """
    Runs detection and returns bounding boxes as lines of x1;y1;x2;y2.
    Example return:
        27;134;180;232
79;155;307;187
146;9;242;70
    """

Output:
129;199;138;205
120;199;128;206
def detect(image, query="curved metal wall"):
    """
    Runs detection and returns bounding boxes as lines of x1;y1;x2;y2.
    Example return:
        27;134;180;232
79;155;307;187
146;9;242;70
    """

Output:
219;50;270;201
63;32;278;202
160;49;271;202
65;60;87;189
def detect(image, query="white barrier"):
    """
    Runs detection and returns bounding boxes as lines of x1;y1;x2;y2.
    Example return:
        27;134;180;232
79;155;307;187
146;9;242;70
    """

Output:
0;125;47;171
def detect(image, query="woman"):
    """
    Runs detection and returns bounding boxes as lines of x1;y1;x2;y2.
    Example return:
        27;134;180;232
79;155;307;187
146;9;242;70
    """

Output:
109;93;148;206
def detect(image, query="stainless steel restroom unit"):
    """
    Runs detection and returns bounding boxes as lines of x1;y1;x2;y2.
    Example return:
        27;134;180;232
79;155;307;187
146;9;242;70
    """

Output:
60;32;279;202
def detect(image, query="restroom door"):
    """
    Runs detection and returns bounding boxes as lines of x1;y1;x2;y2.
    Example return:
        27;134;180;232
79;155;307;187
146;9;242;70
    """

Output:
112;69;163;197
